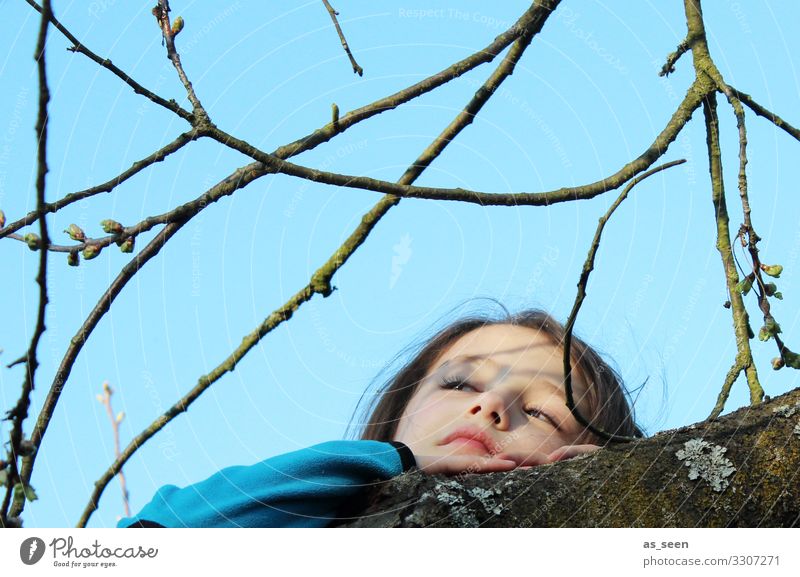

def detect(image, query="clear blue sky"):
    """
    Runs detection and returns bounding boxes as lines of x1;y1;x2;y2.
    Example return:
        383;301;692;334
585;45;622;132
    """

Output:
1;1;799;527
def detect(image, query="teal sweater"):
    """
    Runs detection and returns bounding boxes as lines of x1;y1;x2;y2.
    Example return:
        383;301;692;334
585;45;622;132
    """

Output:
117;440;416;528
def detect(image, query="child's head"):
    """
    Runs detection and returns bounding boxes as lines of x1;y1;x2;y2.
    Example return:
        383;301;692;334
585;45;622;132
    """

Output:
357;309;642;459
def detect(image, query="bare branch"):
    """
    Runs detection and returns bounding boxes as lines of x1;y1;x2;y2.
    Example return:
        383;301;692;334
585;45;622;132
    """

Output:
702;92;761;419
77;5;557;527
153;1;210;123
97;382;130;518
23;0;194;123
322;0;363;76
21;165;262;524
562;160;687;443
682;0;763;417
729;86;800;143
204;74;704;207
660;37;690;77
3;0;52;526
0;130;198;239
271;1;555;160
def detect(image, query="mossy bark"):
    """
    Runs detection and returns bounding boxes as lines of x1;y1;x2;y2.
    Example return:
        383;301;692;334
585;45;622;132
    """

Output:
337;388;800;527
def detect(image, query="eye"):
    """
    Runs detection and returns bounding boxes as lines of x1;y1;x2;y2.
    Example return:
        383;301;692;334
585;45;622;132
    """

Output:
524;406;556;426
439;376;477;392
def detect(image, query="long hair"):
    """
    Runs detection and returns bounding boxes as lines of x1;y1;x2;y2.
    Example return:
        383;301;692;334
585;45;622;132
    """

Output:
352;308;643;445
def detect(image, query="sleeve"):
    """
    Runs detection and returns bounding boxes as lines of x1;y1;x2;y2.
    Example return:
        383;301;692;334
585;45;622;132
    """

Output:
116;439;416;528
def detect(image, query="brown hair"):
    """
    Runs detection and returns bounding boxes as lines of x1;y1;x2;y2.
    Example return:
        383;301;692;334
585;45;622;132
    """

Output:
350;308;643;445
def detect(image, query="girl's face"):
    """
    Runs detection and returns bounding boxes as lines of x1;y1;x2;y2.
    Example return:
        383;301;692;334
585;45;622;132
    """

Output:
393;324;593;461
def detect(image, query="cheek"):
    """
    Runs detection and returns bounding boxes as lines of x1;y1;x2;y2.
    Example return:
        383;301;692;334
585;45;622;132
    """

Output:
394;392;450;442
509;427;568;455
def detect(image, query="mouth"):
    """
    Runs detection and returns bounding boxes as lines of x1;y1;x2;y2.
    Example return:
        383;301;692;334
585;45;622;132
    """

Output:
439;427;499;455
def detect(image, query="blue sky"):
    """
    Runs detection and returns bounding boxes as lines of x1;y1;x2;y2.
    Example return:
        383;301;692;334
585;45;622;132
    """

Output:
1;1;799;527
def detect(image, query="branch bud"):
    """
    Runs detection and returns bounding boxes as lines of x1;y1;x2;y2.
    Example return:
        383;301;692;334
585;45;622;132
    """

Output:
64;223;86;242
23;233;41;251
761;264;783;278
0;209;5;229
118;236;135;253
67;251;79;267
19;440;37;457
771;357;785;370
82;244;101;260
758;318;782;342
735;277;753;295
14;483;38;503
172;16;184;36
116;411;125;424
100;219;124;234
785;350;800;370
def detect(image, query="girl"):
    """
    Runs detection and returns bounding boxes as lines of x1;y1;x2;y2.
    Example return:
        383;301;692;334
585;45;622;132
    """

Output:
118;308;642;528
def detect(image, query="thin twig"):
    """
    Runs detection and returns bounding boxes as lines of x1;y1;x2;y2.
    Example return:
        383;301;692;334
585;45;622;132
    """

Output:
24;0;686;210
7;0;552;514
715;78;797;375
2;0;52;526
729;86;800;143
271;2;556;159
204;74;705;206
14;221;187;521
682;0;763;417
23;0;194;123
0;130;197;239
322;0;363;76
15;166;263;519
659;37;690;77
562;160;686;443
154;1;210;123
702;91;761;420
77;2;559;527
30;0;538;168
5;157;251;261
97;382;130;518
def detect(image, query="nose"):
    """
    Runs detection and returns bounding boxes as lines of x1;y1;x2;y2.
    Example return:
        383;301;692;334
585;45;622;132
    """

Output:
466;390;509;429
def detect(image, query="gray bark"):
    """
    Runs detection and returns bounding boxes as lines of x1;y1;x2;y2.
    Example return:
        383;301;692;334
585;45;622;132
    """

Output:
338;387;800;527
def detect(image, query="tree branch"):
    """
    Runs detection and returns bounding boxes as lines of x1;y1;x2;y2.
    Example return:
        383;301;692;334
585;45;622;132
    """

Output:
683;0;763;417
728;86;800;143
153;1;210;123
97;382;130;519
23;0;194;123
322;0;363;76
0;130;198;239
205;74;704;206
702;91;761;419
14;165;268;521
562;160;687;443
341;387;800;527
2;0;52;527
77;2;561;527
271;1;555;160
660;37;690;77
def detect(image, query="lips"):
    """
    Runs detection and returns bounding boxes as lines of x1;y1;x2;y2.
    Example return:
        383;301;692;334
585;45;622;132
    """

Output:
439;426;501;455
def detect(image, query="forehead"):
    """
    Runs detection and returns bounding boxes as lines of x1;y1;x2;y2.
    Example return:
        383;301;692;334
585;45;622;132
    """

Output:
436;324;559;367
432;324;588;396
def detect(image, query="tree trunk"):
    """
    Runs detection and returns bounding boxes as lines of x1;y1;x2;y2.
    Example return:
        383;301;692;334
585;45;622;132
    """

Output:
338;387;800;527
